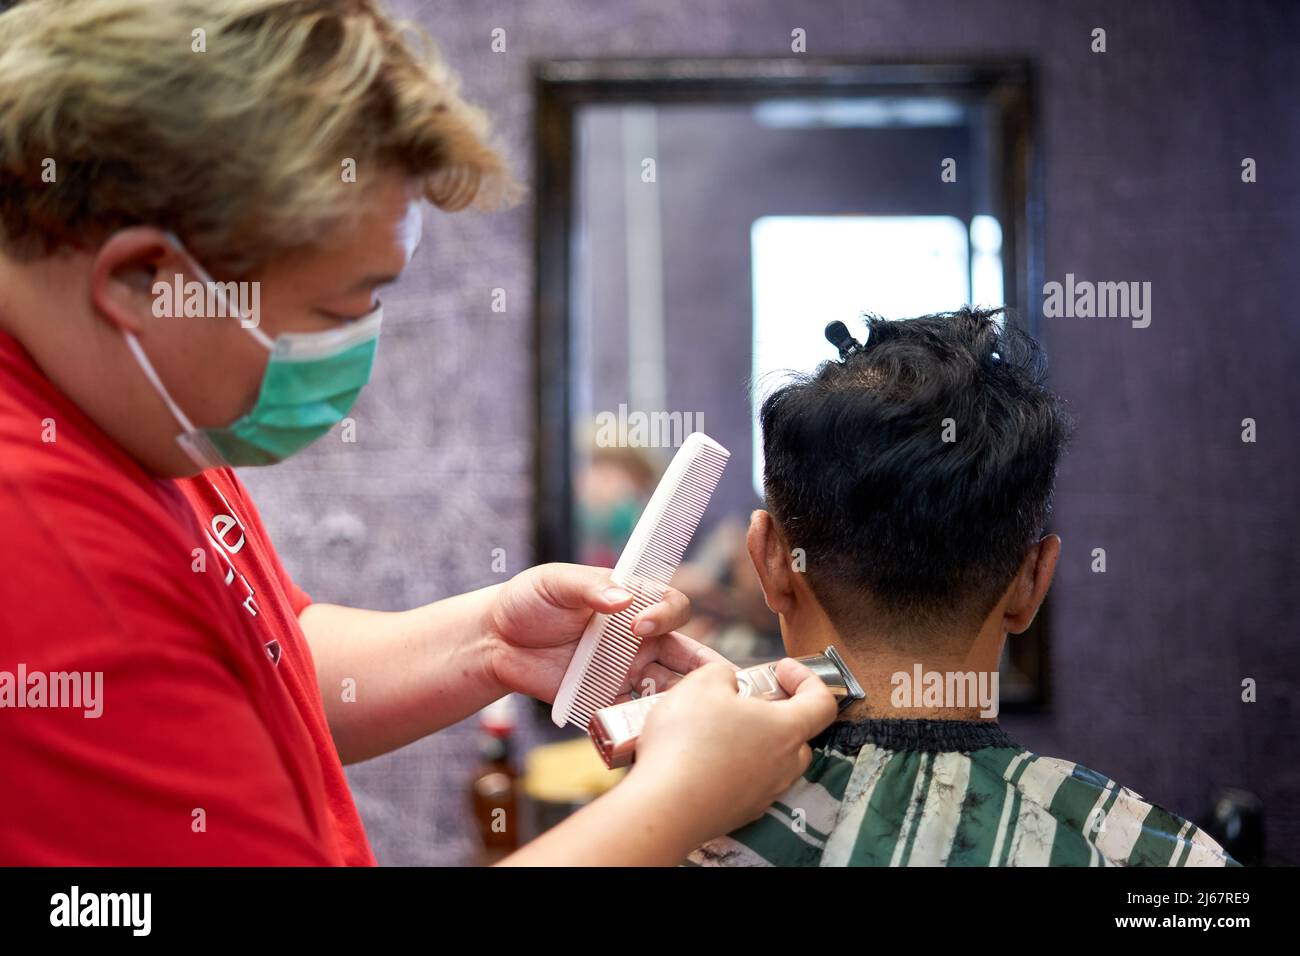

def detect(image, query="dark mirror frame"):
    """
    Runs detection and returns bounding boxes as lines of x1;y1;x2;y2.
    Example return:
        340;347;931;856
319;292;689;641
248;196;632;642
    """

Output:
531;57;1049;711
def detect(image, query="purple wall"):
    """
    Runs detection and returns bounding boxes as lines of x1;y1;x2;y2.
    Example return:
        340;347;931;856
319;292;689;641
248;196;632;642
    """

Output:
240;0;1300;864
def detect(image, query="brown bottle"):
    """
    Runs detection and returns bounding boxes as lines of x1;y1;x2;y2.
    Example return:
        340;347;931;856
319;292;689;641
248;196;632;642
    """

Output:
469;707;520;864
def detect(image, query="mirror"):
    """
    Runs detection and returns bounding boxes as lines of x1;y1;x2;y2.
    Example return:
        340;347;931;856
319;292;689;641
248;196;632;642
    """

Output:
534;58;1047;707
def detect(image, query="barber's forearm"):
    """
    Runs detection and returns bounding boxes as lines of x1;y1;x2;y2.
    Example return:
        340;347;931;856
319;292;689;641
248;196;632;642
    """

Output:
496;775;697;866
298;585;508;764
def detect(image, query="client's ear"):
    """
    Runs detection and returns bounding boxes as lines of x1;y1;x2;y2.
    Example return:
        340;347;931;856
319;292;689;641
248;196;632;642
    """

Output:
746;510;795;616
1003;534;1061;634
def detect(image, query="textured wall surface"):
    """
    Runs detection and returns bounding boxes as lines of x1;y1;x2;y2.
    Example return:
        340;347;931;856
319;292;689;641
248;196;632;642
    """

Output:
240;0;1300;865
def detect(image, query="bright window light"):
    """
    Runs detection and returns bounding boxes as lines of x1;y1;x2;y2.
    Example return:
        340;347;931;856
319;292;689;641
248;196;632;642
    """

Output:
970;214;1004;310
750;215;978;496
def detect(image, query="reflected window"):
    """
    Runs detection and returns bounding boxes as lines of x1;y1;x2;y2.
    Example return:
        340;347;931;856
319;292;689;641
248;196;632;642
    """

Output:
751;214;1001;495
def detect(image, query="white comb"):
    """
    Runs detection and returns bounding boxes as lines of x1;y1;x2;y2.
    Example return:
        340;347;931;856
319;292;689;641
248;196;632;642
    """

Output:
552;432;730;728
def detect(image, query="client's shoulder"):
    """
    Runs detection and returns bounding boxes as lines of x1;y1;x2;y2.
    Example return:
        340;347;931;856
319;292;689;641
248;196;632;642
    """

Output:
684;745;851;868
991;750;1238;866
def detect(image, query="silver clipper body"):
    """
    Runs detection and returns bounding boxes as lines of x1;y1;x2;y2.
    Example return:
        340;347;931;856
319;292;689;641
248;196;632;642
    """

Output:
588;646;865;769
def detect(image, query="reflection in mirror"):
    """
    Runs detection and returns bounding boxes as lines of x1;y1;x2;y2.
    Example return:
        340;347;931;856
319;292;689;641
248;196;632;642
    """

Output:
538;61;1045;703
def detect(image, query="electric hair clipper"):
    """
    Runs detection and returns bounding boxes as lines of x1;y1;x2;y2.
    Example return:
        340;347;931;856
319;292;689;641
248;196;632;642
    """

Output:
587;646;865;769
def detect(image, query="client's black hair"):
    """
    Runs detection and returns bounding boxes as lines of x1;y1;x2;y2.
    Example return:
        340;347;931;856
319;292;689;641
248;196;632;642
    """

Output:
759;306;1072;637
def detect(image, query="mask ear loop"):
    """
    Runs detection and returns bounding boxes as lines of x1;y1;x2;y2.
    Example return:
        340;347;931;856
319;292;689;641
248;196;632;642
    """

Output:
162;230;274;350
121;330;222;470
122;331;198;433
121;229;256;471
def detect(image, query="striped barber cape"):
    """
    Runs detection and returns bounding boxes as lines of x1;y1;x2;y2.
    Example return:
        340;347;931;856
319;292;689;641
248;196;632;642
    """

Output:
685;718;1238;867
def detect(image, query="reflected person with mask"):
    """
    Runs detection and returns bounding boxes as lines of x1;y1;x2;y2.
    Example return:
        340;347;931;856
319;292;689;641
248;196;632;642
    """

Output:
575;443;658;567
0;0;835;865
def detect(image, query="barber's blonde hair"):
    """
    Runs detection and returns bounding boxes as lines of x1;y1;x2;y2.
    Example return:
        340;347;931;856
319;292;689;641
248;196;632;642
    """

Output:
0;0;519;276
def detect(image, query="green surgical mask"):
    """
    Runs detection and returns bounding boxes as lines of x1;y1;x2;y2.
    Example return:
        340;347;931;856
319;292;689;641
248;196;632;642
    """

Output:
123;234;383;469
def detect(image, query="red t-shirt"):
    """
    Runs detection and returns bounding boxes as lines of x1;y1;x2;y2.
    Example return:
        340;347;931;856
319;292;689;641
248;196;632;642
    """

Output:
0;329;374;865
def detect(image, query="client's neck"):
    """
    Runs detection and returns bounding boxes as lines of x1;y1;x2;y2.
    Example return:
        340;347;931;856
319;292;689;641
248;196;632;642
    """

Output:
782;607;1005;723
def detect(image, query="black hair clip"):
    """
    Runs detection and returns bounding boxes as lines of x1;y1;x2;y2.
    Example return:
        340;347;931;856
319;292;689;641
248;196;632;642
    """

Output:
825;321;867;361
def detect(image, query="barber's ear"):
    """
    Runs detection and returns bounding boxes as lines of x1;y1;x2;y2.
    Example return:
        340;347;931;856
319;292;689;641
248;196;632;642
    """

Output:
1004;534;1061;634
747;509;795;616
89;227;179;334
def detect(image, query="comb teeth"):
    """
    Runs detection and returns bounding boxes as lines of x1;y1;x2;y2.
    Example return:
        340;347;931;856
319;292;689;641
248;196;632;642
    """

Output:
552;433;729;728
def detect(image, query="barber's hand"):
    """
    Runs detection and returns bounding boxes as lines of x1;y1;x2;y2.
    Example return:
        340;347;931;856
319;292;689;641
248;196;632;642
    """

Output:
625;658;839;851
485;563;730;704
